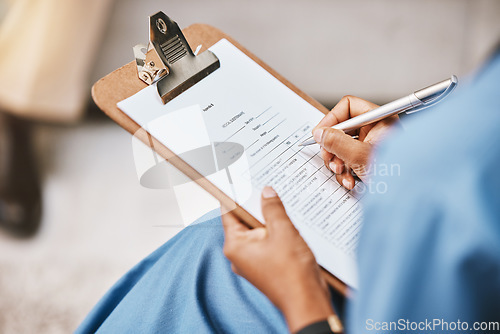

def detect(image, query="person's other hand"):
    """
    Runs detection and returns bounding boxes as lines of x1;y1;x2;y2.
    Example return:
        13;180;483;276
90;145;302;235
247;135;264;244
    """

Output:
222;187;334;332
313;95;399;189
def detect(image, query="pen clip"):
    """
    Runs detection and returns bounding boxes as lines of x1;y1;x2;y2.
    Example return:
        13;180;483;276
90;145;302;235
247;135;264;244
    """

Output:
405;75;458;115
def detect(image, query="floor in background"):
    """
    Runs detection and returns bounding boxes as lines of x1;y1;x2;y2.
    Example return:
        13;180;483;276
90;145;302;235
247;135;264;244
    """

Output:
0;119;219;333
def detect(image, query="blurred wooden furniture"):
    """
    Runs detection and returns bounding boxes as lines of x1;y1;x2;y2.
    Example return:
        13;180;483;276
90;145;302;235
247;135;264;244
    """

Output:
0;0;114;122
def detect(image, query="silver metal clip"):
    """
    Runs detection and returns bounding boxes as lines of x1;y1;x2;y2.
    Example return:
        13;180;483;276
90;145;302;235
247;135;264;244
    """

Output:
134;12;220;104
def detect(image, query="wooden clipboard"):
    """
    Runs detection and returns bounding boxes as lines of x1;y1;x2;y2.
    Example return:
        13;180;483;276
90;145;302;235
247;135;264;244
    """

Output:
92;23;348;296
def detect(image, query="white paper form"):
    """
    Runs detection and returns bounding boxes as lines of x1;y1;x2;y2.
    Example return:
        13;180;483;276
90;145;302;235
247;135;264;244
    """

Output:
117;39;366;288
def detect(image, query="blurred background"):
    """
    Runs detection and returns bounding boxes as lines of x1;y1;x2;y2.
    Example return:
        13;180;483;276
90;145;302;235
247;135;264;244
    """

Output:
0;0;499;332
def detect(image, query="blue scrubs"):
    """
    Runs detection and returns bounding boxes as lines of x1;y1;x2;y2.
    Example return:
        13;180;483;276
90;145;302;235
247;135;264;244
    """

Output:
77;52;500;333
348;51;500;331
76;210;288;333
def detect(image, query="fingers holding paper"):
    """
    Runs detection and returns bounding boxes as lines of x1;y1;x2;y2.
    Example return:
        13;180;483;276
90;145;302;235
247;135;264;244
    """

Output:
222;187;334;333
313;95;399;187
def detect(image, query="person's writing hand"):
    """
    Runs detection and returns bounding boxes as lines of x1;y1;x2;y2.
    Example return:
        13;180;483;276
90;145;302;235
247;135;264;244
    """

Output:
222;187;334;332
313;95;399;189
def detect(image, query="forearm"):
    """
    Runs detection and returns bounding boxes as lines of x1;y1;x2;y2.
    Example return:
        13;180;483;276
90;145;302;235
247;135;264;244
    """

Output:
284;301;335;333
279;278;336;333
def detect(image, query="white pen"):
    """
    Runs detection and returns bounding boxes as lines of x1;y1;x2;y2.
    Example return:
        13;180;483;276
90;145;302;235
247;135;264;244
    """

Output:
299;75;458;146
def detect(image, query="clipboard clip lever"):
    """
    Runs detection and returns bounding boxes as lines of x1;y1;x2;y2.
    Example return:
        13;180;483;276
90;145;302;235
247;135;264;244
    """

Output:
133;12;220;104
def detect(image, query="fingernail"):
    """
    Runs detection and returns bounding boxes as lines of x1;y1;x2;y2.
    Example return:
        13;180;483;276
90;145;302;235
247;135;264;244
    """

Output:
342;179;352;189
329;161;337;173
313;128;324;143
262;186;277;198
